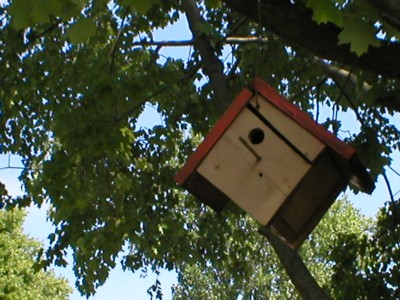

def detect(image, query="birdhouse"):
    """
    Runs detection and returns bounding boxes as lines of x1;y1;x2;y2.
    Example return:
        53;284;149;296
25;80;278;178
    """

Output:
176;78;374;248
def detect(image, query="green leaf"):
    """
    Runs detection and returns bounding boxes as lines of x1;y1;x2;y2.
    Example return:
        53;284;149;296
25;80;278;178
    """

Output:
0;210;72;298
119;0;160;14
31;0;63;24
8;0;33;30
66;18;97;44
60;1;82;19
9;0;64;28
92;0;109;11
205;0;221;8
306;0;344;27
338;18;380;56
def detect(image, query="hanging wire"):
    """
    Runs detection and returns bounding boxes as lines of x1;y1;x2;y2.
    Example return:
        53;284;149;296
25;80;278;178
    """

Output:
383;172;395;203
389;165;400;178
315;84;321;123
387;166;400;197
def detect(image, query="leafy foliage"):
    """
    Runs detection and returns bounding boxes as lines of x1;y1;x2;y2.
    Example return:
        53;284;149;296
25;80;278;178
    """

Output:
0;0;399;298
0;208;72;299
329;199;400;299
307;0;388;56
172;198;372;299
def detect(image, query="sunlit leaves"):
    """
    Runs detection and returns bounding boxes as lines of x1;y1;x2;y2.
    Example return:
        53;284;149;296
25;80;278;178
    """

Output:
174;199;373;299
0;209;72;299
329;199;400;299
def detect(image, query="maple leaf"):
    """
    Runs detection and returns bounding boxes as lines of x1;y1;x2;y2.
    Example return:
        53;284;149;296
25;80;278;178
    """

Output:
307;0;344;27
338;18;381;56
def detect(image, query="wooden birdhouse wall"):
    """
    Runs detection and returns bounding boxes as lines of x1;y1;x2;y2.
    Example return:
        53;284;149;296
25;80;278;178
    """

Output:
196;94;325;226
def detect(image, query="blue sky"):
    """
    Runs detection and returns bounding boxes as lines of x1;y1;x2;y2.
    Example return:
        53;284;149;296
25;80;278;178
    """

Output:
1;9;400;300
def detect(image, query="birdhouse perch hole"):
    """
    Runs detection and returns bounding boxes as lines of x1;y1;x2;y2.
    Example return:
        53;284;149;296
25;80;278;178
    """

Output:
249;128;265;145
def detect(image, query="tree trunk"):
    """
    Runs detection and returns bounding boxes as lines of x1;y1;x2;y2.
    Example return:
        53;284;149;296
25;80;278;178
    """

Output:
259;227;330;300
182;0;232;112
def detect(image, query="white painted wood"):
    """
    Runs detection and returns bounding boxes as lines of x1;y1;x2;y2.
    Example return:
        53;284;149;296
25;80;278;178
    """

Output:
197;107;312;225
250;95;325;161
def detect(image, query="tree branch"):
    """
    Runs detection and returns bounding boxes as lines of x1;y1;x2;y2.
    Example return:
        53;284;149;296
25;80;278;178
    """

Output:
223;0;400;78
366;0;400;31
115;63;201;123
315;59;371;94
182;0;232;112
315;59;400;113
109;8;129;73
259;227;330;300
131;37;268;47
0;166;25;171
29;21;62;43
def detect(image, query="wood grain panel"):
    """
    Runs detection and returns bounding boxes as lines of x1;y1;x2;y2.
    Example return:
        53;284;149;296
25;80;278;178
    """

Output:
198;107;312;225
249;95;325;162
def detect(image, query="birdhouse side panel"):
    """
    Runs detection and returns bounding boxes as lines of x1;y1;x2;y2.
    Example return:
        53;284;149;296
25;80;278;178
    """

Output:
197;106;313;225
175;88;254;187
267;150;349;248
197;129;287;224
